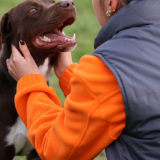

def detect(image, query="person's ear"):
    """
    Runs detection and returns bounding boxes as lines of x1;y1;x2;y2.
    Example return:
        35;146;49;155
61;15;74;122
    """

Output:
107;0;125;17
0;12;12;51
108;0;118;15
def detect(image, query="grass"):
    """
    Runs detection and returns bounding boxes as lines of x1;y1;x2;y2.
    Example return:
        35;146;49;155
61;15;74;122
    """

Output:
0;0;106;159
13;156;27;160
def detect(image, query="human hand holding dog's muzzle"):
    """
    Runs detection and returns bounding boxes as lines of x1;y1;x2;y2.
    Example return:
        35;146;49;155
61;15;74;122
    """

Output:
53;51;73;79
6;41;39;81
53;31;74;79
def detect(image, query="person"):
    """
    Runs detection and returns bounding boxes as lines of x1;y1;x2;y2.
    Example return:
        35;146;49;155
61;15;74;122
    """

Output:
6;0;160;159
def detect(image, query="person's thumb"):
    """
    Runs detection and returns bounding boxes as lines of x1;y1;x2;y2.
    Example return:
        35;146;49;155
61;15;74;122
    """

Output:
19;40;32;61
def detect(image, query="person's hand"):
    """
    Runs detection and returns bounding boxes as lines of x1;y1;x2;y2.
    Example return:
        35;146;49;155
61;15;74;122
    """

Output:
6;41;39;81
54;32;73;79
54;51;73;79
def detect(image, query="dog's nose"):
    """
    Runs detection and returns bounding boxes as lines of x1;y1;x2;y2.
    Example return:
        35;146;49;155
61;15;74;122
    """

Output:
61;0;75;10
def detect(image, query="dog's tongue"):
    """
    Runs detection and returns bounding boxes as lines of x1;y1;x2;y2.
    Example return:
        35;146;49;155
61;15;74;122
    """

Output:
33;33;76;49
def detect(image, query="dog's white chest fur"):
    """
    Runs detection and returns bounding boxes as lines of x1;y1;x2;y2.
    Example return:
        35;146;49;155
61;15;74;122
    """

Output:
5;57;52;155
5;117;33;155
38;58;52;81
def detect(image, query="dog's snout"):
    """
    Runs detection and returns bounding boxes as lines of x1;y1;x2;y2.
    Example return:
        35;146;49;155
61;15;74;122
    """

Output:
61;0;75;10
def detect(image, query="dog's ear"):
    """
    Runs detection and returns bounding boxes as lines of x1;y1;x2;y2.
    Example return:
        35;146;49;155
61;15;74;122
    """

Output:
0;12;12;51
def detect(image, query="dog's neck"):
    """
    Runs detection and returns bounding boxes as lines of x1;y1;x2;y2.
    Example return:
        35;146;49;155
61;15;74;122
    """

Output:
39;57;52;82
0;40;52;83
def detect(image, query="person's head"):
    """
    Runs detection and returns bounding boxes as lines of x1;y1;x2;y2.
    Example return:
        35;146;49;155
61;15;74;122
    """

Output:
92;0;131;27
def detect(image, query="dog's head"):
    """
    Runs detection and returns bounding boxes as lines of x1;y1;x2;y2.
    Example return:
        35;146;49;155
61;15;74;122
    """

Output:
0;0;76;65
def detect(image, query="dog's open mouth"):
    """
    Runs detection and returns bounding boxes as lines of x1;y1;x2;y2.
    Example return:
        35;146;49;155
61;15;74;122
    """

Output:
32;18;76;50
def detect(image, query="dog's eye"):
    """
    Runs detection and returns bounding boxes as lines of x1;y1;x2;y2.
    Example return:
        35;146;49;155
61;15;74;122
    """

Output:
30;8;37;13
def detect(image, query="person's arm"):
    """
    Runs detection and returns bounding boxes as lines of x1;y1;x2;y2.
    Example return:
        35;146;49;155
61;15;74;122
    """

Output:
15;55;126;160
59;63;78;97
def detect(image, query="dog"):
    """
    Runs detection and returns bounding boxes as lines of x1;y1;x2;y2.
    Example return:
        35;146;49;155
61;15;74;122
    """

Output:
0;0;77;159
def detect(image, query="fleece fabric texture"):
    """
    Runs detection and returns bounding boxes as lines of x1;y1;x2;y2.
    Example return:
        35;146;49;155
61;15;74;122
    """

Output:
15;56;125;160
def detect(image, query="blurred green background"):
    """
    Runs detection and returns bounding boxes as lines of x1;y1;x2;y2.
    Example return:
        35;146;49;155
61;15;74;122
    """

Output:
0;0;106;159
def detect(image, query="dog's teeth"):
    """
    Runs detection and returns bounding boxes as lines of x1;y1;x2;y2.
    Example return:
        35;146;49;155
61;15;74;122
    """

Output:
44;36;51;42
65;37;74;42
39;36;51;42
65;38;69;41
73;33;76;39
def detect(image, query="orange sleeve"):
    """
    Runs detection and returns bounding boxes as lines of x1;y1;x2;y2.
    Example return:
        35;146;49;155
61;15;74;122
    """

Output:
59;63;78;97
15;55;126;160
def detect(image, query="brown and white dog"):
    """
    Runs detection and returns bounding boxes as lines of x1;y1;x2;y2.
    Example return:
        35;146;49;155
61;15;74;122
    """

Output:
0;0;76;159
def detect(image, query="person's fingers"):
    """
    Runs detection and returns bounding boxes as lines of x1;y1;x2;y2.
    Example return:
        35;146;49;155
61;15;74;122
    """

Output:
11;44;24;64
11;44;20;58
19;40;32;61
6;59;10;70
6;59;16;80
10;52;13;60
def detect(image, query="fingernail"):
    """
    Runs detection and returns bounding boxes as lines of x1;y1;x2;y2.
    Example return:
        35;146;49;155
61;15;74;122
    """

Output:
20;40;25;45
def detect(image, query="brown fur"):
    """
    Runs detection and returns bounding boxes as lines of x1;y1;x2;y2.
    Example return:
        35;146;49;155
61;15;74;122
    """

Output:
0;0;76;159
